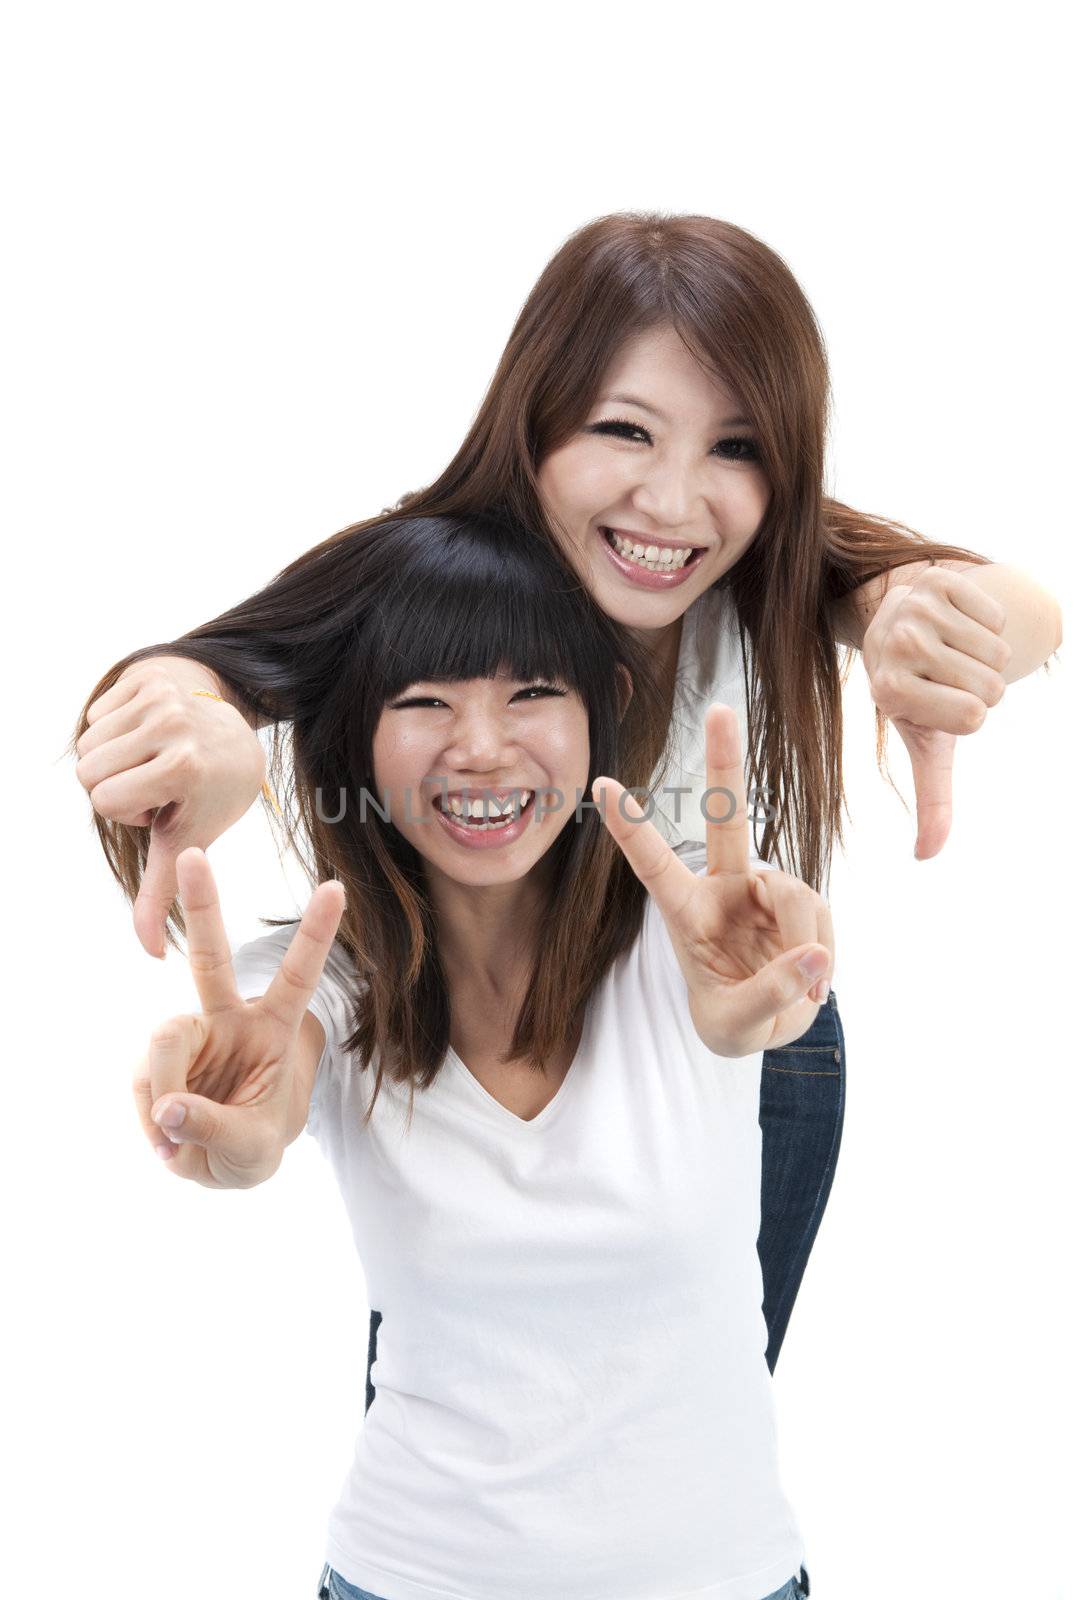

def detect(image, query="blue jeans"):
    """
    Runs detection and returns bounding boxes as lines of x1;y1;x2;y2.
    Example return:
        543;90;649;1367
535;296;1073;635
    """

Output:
318;1566;811;1598
757;989;846;1373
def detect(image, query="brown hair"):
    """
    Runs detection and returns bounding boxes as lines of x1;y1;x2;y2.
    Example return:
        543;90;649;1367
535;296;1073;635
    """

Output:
73;209;999;936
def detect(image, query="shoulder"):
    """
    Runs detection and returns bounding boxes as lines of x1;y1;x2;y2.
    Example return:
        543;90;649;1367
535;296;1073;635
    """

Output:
231;923;359;988
231;925;362;1056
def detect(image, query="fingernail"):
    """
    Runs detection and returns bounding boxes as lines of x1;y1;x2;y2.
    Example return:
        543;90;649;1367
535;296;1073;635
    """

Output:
813;979;830;1003
155;1142;176;1160
796;952;828;981
154;1102;185;1129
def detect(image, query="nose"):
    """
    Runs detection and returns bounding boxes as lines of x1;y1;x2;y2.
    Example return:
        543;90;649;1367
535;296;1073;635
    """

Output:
444;705;519;775
628;448;705;527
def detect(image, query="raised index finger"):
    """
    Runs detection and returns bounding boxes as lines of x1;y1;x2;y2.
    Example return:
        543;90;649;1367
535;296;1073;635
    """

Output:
176;847;244;1013
703;703;751;877
591;776;698;924
258;878;347;1035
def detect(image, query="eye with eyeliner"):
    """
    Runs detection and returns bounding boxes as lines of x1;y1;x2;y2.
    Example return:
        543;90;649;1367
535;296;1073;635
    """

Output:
388;683;568;710
587;416;761;463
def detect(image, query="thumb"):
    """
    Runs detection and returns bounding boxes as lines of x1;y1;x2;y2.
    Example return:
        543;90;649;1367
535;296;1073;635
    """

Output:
134;821;183;959
787;944;830;997
150;1092;270;1167
894;720;956;861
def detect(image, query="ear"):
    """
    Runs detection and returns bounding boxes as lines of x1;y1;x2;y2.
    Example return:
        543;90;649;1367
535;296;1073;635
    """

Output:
616;664;634;722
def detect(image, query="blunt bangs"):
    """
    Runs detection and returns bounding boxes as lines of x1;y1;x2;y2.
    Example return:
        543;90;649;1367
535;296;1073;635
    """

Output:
367;514;619;707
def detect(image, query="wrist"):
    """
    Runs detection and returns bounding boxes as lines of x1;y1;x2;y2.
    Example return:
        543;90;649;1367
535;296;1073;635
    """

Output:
119;654;223;696
832;559;934;651
120;655;269;734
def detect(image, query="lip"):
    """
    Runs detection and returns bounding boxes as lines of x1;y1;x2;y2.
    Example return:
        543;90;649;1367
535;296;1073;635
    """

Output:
430;790;538;850
597;525;707;590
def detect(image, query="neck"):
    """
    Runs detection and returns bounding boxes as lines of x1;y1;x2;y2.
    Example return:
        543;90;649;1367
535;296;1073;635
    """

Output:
631;613;685;693
427;861;550;1001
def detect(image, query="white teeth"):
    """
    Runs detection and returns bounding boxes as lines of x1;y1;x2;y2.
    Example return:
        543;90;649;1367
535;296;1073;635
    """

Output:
604;529;694;572
439;790;533;828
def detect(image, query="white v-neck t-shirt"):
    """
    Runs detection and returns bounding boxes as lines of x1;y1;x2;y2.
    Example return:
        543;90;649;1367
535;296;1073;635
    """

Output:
232;842;806;1600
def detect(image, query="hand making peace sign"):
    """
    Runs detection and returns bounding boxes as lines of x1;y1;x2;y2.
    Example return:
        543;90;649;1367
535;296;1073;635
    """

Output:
593;703;835;1058
131;848;346;1188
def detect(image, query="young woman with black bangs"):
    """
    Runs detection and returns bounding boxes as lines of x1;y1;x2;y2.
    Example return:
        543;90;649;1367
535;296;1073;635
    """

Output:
132;512;834;1600
72;211;1062;1386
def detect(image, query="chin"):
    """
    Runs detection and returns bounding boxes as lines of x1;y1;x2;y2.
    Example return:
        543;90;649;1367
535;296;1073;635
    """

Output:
444;853;540;886
594;568;709;623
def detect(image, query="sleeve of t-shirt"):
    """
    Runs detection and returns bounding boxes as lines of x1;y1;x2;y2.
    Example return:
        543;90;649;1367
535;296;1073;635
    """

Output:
230;925;358;1143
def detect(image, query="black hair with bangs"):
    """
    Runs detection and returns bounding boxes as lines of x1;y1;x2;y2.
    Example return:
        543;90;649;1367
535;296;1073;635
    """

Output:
291;512;661;845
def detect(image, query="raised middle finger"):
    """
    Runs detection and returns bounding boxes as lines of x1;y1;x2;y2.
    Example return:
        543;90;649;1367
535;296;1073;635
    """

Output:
703;703;751;878
258;880;347;1036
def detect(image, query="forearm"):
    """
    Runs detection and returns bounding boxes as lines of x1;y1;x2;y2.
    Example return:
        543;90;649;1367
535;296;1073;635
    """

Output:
833;559;1063;682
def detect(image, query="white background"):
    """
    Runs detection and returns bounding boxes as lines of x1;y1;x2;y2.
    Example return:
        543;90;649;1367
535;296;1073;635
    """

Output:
4;3;1079;1597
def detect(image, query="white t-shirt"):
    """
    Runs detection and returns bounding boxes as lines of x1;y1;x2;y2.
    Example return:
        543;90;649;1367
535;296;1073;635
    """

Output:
232;842;806;1600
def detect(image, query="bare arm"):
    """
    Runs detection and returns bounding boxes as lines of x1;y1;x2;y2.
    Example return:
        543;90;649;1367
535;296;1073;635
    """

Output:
831;559;1063;680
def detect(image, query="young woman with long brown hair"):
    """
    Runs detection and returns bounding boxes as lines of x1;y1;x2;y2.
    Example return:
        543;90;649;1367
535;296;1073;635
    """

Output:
72;212;1062;1381
133;510;837;1599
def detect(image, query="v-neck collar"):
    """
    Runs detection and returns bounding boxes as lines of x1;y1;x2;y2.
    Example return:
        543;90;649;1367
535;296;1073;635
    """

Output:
445;1010;591;1131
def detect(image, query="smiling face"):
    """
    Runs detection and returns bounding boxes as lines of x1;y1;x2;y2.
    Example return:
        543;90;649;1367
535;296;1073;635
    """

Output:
536;323;772;635
371;672;590;889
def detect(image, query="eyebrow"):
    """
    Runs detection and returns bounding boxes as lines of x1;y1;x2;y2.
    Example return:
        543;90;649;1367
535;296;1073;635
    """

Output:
600;393;753;428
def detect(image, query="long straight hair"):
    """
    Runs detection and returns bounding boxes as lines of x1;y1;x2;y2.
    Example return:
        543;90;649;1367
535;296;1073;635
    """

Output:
73;209;997;923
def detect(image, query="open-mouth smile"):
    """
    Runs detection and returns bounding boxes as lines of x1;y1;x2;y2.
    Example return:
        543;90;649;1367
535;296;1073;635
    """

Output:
430;789;537;849
598;525;708;589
